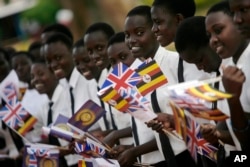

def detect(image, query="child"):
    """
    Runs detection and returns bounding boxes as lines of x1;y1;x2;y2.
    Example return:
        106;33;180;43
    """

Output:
150;0;210;82
206;1;250;153
83;22;118;137
11;51;33;100
43;32;90;115
30;60;81;167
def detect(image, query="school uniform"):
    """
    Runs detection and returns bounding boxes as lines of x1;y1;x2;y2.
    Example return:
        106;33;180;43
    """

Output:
34;83;81;167
218;43;250;151
152;47;188;160
21;89;49;143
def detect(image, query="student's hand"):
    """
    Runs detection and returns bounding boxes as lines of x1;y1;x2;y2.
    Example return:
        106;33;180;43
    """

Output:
200;124;220;145
147;113;174;133
222;66;245;97
89;130;106;141
117;147;137;167
102;130;117;147
109;145;133;159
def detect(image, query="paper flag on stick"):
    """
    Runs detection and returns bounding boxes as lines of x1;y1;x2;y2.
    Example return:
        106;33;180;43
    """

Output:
135;60;168;96
186;83;232;102
101;62;141;93
98;87;129;112
68;100;106;133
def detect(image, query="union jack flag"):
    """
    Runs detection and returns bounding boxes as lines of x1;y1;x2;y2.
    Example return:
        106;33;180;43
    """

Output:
169;93;209;112
101;62;141;93
0;96;37;136
22;146;38;167
2;82;18;102
27;154;37;167
75;138;106;157
185;114;218;162
0;70;19;103
27;147;51;158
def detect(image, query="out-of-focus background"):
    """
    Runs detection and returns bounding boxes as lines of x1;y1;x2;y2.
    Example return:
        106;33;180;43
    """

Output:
0;0;220;50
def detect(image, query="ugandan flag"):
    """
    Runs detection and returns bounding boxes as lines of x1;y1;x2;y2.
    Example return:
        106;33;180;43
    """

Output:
169;101;186;140
78;159;93;167
186;83;232;102
15;113;37;136
135;60;168;96
191;109;229;121
68;100;106;132
99;87;129;112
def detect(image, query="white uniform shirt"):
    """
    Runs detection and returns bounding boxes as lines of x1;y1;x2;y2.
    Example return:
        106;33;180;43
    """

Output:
34;83;81;166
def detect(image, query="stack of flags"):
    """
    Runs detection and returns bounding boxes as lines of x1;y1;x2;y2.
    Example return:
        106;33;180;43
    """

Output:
98;61;168;122
168;78;233;163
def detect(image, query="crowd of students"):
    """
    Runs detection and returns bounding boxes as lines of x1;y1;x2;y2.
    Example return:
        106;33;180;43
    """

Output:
0;0;250;166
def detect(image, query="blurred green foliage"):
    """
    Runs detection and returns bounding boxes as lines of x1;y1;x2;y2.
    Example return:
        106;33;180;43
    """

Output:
21;0;60;25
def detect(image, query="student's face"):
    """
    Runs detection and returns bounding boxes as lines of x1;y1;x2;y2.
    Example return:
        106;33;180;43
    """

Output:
30;63;58;97
229;0;250;38
0;54;10;82
180;46;221;73
84;31;110;70
151;6;178;47
11;55;32;83
124;15;158;59
107;42;135;67
44;41;74;80
72;46;100;80
206;11;246;59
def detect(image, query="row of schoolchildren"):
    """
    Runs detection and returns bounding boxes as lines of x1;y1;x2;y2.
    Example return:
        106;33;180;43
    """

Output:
0;0;250;167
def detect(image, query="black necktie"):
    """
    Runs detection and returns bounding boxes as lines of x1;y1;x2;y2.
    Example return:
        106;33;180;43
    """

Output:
47;102;68;167
151;90;177;167
108;105;118;130
69;87;75;115
97;86;110;130
178;57;185;83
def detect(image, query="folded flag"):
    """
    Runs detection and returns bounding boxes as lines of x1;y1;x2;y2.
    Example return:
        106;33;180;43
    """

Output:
136;60;168;96
98;87;129;112
0;95;37;136
68;100;106;133
101;62;141;93
185;83;232;102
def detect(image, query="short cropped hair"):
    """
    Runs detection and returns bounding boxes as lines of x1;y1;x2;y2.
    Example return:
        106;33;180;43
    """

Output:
28;41;42;52
152;0;196;18
73;38;84;48
42;23;73;42
175;16;208;53
107;32;125;47
85;22;115;39
11;51;34;62
126;5;153;25
45;32;73;50
206;1;233;17
0;47;11;63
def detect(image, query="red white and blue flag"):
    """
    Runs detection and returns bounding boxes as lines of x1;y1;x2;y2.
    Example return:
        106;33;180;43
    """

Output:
75;138;106;157
101;62;141;93
185;113;218;162
0;70;19;103
0;95;37;136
